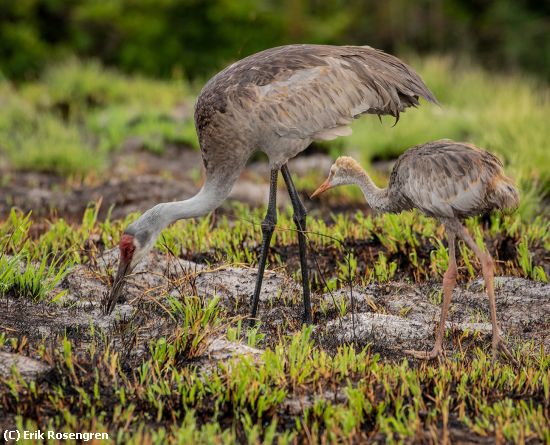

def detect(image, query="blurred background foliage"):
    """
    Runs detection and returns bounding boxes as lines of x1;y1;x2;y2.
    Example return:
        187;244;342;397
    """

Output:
0;0;548;81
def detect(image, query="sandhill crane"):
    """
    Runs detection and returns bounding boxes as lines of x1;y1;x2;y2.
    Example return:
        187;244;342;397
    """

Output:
311;140;519;360
104;44;437;323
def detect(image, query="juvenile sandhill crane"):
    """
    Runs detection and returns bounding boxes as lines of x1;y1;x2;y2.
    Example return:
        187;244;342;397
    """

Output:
311;140;519;360
104;44;437;322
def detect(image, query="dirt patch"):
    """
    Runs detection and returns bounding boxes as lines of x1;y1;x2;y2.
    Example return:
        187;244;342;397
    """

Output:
318;277;550;350
0;352;52;381
1;248;548;442
0;171;198;220
3;249;549;360
1;144;201;220
0;145;365;221
112;142;202;181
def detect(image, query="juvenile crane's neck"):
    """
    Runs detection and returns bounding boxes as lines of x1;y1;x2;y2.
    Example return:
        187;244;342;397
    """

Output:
352;168;392;213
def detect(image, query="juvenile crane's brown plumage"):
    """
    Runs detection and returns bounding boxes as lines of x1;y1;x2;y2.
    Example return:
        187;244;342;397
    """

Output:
311;140;519;360
104;44;437;323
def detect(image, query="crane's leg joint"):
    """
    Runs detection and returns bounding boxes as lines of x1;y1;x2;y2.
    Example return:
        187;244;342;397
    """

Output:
261;216;277;235
292;205;307;230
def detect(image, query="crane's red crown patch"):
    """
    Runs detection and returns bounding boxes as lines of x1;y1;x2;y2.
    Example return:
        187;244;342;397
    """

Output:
119;234;135;263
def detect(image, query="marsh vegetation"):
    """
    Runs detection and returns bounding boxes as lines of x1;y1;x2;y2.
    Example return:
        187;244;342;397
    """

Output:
1;58;549;443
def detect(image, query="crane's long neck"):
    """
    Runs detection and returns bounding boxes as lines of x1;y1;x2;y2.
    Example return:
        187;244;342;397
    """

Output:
132;169;239;241
159;173;236;226
353;169;391;213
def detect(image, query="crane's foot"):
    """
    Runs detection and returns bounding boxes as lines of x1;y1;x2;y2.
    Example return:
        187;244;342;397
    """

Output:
404;346;443;360
247;317;259;330
492;335;518;366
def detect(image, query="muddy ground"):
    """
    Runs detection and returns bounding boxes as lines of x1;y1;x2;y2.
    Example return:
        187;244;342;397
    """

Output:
2;141;549;366
1;142;550;444
0;143;368;221
3;248;549;373
1;247;549;443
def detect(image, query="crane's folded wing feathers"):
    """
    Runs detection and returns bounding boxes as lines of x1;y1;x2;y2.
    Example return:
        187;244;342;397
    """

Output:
197;45;437;144
250;46;437;142
390;141;517;218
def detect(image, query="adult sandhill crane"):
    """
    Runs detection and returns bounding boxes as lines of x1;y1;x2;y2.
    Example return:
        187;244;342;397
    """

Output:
104;44;437;323
311;140;519;360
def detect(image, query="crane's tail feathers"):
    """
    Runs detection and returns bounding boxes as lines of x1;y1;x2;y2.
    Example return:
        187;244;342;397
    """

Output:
493;176;520;212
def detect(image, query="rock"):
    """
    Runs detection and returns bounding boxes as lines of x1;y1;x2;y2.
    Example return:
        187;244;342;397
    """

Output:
204;338;263;362
55;249;205;306
448;322;493;335
0;352;51;381
323;313;496;351
448;276;550;330
320;277;550;351
193;266;298;304
196;338;263;373
324;313;432;349
54;249;293;310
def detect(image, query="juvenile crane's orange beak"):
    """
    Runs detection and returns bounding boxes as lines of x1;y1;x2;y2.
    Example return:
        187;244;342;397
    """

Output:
310;178;332;199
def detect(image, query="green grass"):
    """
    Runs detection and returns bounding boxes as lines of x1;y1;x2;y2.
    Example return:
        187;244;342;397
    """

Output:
1;200;547;294
0;204;547;305
0;60;197;176
2;326;548;444
0;252;71;302
1;57;549;443
0;204;548;442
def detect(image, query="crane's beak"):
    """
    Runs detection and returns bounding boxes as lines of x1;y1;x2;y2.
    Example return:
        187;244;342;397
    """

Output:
103;260;131;315
310;179;332;199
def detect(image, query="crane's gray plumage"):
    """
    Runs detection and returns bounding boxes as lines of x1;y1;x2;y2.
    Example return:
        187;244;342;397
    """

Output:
387;140;519;217
312;139;519;361
196;44;437;172
105;44;436;320
312;140;519;218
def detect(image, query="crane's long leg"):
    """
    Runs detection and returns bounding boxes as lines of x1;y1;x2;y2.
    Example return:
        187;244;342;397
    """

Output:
281;164;312;324
249;169;278;325
458;224;515;363
406;227;458;359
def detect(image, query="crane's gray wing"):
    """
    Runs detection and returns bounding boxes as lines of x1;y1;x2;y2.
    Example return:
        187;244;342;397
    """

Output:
391;141;508;218
252;46;437;141
200;45;437;143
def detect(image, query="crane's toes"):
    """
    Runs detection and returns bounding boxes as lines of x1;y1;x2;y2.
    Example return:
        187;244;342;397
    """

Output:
404;348;443;360
493;339;519;366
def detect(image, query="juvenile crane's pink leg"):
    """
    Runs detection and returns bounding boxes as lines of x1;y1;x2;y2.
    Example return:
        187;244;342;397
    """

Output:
458;225;515;363
406;230;457;359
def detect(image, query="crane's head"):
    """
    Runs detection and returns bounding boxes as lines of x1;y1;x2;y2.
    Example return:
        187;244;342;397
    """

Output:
103;219;158;314
311;156;364;198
